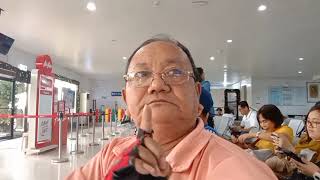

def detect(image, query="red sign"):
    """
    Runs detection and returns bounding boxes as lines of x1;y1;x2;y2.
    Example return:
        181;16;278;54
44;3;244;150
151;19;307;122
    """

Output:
36;55;53;75
39;75;53;95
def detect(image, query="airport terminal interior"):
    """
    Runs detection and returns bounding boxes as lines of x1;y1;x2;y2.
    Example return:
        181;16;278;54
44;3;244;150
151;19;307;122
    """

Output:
1;0;320;180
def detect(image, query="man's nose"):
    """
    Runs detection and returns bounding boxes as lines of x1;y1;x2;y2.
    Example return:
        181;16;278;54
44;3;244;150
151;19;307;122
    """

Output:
147;75;170;94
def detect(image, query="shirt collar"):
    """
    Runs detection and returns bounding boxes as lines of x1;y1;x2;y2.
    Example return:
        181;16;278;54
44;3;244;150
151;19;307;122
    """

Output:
111;119;213;173
244;110;252;119
112;137;137;156
166;119;212;172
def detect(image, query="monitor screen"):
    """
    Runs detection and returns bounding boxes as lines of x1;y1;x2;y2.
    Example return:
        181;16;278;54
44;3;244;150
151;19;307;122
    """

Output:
0;33;14;55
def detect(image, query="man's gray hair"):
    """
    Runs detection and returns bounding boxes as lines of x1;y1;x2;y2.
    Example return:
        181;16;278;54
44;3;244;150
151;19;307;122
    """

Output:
124;34;200;82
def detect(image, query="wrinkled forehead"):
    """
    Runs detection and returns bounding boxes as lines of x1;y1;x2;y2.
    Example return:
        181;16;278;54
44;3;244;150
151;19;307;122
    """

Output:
128;41;192;71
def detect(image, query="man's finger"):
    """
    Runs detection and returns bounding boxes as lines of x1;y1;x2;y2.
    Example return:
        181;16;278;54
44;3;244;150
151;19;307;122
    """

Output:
142;158;171;177
142;162;161;177
134;158;150;175
140;105;152;133
143;137;162;160
137;145;159;170
159;155;169;171
142;139;169;171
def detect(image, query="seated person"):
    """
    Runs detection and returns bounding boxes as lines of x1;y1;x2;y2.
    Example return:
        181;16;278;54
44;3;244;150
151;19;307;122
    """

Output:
230;101;259;136
216;107;223;116
221;106;235;136
199;87;217;134
233;104;293;152
266;105;320;179
222;106;234;120
66;36;277;179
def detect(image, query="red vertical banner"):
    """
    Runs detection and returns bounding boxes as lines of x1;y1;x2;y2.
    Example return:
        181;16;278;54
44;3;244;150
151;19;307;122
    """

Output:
34;55;54;149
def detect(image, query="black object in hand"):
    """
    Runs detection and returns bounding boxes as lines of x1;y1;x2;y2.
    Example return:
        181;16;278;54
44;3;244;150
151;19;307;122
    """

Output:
282;149;305;164
113;165;167;180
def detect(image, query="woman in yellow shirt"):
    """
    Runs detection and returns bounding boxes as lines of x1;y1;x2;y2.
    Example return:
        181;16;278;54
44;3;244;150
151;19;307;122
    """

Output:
266;105;320;179
237;104;293;151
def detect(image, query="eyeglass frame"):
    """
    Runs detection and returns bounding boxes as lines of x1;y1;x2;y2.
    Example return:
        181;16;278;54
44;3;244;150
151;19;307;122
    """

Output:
306;119;320;128
123;68;195;88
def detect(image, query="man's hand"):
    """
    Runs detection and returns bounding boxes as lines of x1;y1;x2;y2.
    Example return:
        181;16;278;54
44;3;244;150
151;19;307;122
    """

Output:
132;105;171;177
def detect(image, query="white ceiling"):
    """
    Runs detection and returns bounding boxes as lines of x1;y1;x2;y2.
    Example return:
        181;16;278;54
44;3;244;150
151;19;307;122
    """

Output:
1;0;320;84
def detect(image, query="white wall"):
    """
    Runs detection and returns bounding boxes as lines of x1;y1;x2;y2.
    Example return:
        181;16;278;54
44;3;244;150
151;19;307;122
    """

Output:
1;48;35;70
0;47;91;93
251;78;314;116
90;77;127;110
211;78;252;109
212;89;225;108
246;85;253;107
53;63;92;93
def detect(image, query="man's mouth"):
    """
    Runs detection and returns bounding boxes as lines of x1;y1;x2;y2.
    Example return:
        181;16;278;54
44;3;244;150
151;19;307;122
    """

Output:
147;99;175;106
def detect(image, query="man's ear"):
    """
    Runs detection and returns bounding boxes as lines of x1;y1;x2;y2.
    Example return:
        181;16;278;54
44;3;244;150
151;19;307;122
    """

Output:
122;88;132;118
122;88;131;116
122;88;127;105
198;104;204;117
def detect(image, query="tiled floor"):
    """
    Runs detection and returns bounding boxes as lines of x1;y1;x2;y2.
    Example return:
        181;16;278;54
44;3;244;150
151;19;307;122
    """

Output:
0;123;136;180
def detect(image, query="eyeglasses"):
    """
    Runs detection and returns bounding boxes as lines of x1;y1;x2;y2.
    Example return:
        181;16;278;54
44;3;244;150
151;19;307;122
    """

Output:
123;68;195;88
306;120;320;128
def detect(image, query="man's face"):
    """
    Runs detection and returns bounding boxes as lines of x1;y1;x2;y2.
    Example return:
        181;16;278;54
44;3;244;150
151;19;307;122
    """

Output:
239;106;249;116
122;41;201;143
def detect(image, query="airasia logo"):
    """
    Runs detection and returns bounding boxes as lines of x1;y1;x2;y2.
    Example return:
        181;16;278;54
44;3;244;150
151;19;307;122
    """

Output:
36;55;53;75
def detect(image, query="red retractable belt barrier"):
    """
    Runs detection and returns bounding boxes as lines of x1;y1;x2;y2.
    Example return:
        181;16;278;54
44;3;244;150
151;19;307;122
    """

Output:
0;112;98;119
0;114;58;119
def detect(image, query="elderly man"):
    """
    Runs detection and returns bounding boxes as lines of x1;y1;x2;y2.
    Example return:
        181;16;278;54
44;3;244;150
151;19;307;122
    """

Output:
66;36;277;179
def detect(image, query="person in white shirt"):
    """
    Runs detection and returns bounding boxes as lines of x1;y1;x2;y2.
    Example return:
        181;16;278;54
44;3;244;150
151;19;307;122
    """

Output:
231;101;259;136
239;101;259;132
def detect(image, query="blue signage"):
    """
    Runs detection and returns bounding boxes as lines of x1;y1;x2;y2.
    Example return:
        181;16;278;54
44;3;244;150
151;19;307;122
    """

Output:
111;92;122;96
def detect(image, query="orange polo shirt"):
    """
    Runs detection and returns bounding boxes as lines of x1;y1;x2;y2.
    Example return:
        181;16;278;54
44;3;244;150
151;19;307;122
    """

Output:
66;120;277;180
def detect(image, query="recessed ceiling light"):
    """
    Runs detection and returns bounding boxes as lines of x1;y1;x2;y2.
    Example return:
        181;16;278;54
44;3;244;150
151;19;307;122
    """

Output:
224;69;227;72
87;1;96;11
298;71;302;74
209;56;215;61
299;57;304;61
153;0;160;7
192;1;209;6
227;39;233;43
258;4;267;11
122;56;127;60
223;65;228;69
